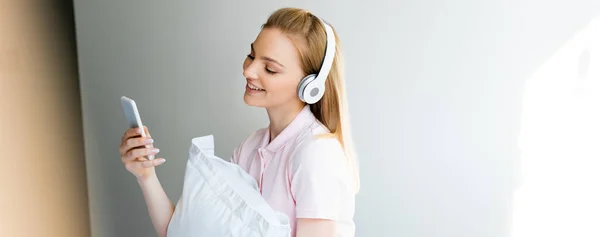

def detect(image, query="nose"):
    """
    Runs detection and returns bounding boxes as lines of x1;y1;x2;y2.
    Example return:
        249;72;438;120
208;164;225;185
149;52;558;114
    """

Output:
243;62;259;80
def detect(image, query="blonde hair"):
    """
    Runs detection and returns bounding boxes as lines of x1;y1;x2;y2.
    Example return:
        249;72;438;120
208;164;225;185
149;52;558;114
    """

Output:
263;7;360;192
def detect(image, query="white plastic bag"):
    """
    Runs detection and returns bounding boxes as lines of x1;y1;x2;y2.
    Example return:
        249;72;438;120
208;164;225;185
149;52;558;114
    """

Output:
166;135;291;237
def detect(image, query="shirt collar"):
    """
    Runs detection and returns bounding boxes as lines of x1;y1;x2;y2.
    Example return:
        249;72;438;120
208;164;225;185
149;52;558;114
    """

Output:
259;105;316;153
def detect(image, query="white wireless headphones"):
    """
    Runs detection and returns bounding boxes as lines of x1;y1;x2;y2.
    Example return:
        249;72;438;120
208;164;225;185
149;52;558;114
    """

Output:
297;16;336;104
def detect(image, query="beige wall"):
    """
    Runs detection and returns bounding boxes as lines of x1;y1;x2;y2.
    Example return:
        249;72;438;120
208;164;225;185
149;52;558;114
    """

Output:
0;1;90;236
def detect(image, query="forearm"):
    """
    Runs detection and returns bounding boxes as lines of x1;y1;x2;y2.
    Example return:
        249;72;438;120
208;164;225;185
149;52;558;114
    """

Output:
295;218;336;237
137;174;175;237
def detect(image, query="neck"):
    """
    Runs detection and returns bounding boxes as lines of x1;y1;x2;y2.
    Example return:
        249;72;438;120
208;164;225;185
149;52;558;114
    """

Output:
266;102;305;142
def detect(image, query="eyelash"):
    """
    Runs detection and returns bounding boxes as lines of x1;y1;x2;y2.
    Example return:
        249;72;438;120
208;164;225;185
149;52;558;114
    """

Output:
247;54;276;75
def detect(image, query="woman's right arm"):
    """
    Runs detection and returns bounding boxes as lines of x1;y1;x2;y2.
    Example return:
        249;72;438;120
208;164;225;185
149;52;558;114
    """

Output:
120;126;173;237
137;173;175;237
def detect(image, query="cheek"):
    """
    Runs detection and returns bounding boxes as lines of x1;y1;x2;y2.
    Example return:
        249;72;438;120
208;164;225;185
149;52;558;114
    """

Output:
263;76;300;98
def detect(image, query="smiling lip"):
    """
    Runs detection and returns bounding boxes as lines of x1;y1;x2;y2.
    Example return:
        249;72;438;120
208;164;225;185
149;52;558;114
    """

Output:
245;79;265;91
246;83;265;94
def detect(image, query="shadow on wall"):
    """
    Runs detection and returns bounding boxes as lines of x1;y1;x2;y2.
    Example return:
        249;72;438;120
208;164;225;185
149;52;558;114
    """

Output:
512;14;600;237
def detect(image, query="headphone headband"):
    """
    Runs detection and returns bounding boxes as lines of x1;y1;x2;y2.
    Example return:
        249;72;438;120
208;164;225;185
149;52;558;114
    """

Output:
313;17;336;86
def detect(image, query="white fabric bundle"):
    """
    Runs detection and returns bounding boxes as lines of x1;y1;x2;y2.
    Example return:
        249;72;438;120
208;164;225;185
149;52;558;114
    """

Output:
166;135;291;237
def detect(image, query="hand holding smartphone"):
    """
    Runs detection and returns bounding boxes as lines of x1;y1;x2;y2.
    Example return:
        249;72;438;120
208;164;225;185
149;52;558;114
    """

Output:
120;96;154;160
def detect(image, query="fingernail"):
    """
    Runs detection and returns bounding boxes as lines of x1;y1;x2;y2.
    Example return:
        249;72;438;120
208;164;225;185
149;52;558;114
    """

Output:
145;139;154;144
137;128;143;133
158;158;166;164
151;148;160;153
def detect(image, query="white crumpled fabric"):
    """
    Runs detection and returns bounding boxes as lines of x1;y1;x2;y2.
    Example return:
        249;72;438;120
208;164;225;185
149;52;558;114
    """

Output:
166;135;291;237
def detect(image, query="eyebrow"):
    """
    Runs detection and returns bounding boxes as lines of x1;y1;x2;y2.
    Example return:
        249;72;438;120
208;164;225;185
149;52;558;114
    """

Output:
251;43;286;68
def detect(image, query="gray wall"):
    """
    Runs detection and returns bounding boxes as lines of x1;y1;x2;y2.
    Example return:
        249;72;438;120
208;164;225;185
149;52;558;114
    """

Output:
73;0;600;236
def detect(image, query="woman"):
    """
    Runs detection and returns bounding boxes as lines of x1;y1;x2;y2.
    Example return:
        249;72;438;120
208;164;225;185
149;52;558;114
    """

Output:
119;7;359;237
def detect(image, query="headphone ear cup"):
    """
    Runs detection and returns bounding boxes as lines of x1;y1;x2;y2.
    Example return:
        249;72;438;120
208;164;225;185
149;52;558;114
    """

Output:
297;74;325;104
298;74;316;102
304;81;325;104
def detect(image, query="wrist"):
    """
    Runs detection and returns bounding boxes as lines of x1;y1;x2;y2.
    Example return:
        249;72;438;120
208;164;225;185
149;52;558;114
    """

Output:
136;172;157;185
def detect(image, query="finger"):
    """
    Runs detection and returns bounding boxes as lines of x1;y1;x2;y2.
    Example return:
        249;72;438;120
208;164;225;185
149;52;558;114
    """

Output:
141;158;166;168
122;126;149;143
122;128;138;143
134;156;149;162
123;147;160;162
122;137;154;153
125;147;159;161
127;158;166;170
120;137;154;156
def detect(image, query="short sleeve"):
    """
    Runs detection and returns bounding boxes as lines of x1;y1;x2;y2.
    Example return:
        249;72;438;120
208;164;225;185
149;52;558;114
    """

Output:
230;129;264;166
230;136;248;165
290;137;352;220
230;145;241;164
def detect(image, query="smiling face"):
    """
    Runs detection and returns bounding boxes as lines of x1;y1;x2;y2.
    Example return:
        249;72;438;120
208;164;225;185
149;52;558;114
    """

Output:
242;27;306;109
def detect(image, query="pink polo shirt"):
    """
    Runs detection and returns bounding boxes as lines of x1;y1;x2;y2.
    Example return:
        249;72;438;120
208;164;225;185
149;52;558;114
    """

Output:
231;105;356;237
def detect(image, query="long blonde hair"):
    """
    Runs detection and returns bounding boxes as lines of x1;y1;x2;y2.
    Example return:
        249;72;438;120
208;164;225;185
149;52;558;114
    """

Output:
263;8;360;192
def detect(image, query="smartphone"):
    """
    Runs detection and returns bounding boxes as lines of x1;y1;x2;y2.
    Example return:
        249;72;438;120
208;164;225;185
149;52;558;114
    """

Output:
120;96;154;160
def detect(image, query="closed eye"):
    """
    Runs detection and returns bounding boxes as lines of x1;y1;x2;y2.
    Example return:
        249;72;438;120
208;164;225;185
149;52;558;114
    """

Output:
247;54;277;75
265;67;276;75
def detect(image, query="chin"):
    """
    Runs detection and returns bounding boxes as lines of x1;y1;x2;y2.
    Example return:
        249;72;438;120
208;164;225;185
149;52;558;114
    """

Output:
243;94;267;108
